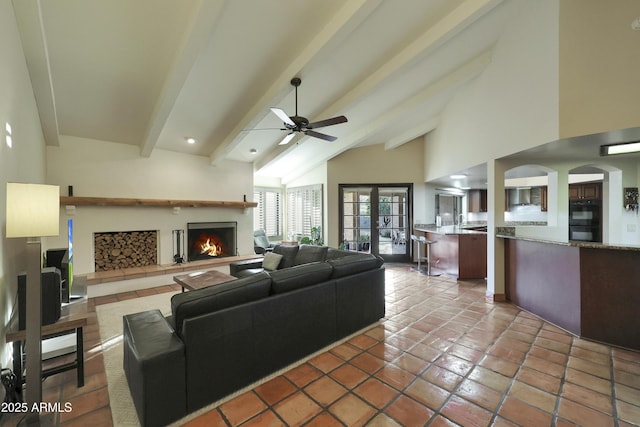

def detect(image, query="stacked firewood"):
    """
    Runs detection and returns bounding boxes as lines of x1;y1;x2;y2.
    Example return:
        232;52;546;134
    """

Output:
94;231;157;270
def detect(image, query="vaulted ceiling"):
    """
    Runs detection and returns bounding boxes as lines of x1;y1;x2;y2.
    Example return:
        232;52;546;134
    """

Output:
13;0;512;182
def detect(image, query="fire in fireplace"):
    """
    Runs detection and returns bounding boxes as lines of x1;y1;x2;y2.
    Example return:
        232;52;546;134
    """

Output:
187;222;237;262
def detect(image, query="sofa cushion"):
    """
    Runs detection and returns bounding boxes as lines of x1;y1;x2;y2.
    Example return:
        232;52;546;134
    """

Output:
273;245;299;269
328;253;382;278
171;272;271;335
269;262;333;294
234;268;264;278
294;245;328;266
326;248;358;260
229;258;265;277
262;252;283;271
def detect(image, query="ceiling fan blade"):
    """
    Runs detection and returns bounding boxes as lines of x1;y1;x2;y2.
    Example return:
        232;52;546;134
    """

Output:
305;130;337;142
278;133;296;145
270;108;296;127
306;115;347;129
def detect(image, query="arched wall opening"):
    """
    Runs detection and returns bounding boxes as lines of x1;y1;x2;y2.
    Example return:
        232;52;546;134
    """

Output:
569;164;623;244
504;164;557;226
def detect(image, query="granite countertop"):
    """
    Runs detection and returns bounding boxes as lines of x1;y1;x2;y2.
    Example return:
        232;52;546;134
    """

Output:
414;224;487;235
497;233;640;252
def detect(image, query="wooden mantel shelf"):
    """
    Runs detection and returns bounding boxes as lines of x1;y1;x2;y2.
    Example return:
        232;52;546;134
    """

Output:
60;196;257;209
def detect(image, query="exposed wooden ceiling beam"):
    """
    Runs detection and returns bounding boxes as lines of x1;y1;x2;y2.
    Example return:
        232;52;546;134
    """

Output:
12;0;60;146
257;0;504;172
384;116;440;150
140;0;226;157
208;0;384;166
266;50;493;182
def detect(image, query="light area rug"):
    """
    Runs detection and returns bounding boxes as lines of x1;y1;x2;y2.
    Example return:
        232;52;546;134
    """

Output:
97;292;177;427
97;293;380;427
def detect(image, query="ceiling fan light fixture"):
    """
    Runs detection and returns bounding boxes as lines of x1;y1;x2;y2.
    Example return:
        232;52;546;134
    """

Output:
278;133;295;146
264;78;347;145
600;141;640;156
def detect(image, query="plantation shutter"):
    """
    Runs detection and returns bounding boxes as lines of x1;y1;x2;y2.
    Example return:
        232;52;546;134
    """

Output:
286;184;322;238
253;188;282;239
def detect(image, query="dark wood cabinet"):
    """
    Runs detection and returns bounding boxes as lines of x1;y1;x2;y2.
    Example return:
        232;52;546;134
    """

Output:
569;182;601;201
582;183;601;199
468;189;487;212
540;186;548;211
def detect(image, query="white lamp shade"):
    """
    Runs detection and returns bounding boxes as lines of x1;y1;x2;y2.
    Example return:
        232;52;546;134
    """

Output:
6;182;60;238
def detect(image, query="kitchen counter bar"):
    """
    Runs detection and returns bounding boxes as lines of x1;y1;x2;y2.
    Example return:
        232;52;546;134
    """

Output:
497;232;640;252
414;225;487;235
502;235;640;350
413;225;487;279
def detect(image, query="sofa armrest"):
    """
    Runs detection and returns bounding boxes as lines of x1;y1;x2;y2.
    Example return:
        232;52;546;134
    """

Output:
328;253;383;278
123;310;186;426
229;258;264;276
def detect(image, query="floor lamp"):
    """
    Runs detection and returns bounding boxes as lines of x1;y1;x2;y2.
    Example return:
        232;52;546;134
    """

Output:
6;183;60;425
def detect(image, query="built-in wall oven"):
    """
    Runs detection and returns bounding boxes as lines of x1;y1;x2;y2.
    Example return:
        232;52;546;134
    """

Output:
568;200;601;242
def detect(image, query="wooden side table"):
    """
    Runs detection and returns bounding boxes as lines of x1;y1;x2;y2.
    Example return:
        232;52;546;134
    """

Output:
173;270;235;292
5;303;89;390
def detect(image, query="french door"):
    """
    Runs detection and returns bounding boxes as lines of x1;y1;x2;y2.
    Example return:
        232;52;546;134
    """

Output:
339;184;412;262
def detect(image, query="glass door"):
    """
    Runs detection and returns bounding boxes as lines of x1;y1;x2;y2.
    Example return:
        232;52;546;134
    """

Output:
341;187;372;254
340;184;412;262
377;187;410;262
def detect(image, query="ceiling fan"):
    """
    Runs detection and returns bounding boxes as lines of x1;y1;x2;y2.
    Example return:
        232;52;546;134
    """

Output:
269;77;348;145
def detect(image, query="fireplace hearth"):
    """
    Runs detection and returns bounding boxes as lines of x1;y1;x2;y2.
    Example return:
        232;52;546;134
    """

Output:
187;222;237;262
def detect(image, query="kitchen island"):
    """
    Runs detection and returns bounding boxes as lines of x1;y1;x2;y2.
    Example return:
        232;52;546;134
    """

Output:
414;225;487;280
501;234;640;351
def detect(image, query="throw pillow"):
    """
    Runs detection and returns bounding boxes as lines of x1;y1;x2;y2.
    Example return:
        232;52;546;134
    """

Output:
262;252;283;271
293;245;328;265
273;245;299;268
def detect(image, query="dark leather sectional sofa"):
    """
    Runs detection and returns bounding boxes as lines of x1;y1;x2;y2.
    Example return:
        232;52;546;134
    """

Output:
122;245;385;427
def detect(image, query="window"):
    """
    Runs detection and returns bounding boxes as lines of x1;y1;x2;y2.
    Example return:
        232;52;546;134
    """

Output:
286;184;322;240
253;187;282;239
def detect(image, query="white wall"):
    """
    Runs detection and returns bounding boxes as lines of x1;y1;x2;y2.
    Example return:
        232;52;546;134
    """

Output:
0;0;49;368
559;0;640;138
327;139;426;248
423;0;560;299
46;136;255;273
424;0;560;182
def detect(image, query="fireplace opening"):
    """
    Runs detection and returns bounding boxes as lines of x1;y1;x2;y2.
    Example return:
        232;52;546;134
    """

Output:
187;222;237;262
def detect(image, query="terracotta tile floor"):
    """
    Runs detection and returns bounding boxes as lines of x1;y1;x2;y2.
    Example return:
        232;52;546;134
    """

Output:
2;265;640;426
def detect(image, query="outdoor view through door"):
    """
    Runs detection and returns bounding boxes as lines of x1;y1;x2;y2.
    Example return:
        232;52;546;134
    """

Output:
340;184;412;262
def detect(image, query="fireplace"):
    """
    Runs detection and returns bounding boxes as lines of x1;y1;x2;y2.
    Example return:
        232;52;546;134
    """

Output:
187;222;237;262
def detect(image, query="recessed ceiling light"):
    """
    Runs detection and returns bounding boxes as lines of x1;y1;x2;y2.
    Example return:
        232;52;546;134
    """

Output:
185;137;196;144
249;148;258;154
450;174;466;179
